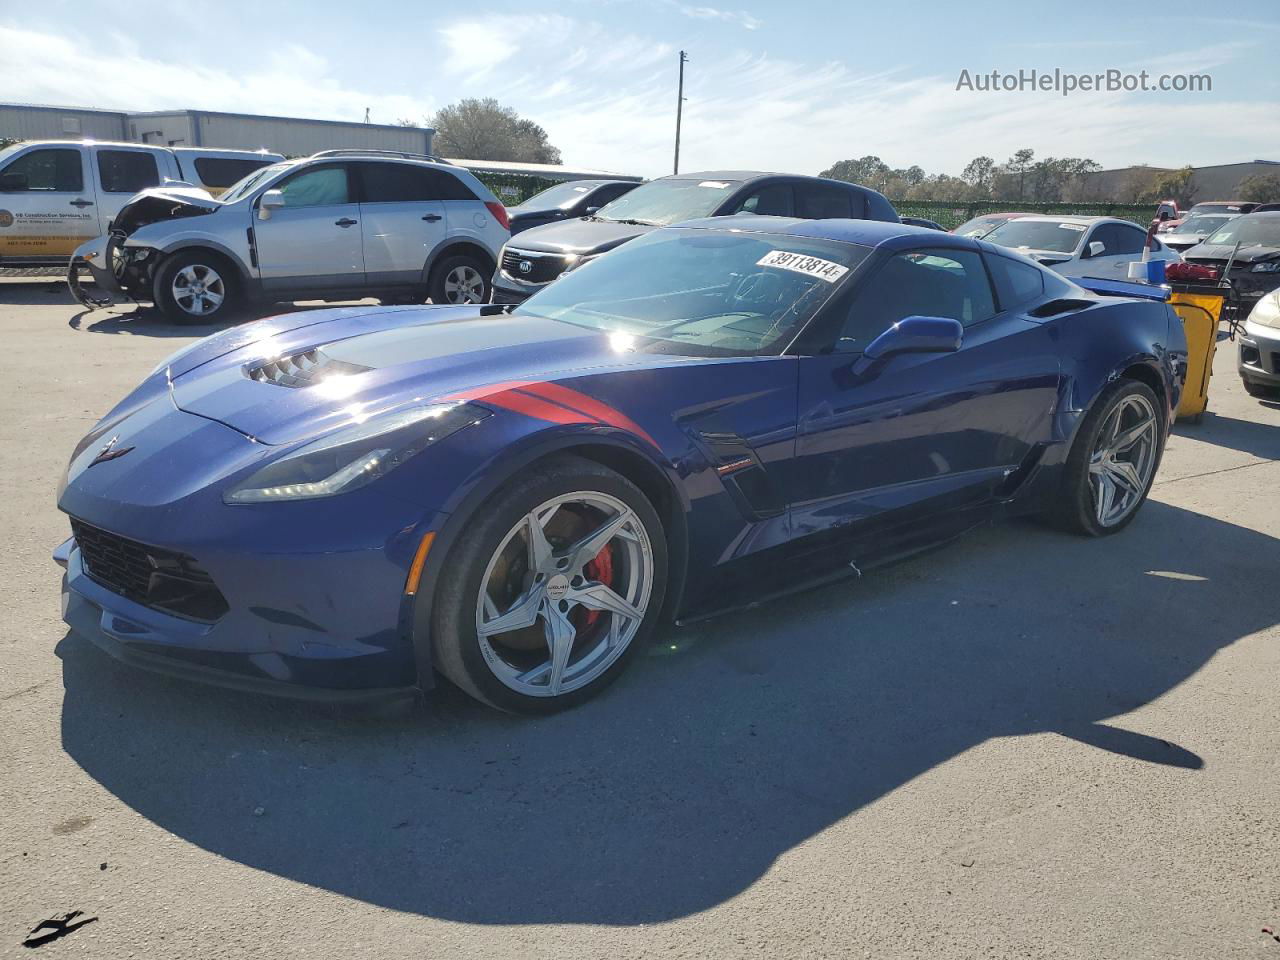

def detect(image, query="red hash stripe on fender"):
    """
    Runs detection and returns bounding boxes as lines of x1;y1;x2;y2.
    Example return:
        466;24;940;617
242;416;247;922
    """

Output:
436;379;538;403
485;388;599;428
519;381;658;448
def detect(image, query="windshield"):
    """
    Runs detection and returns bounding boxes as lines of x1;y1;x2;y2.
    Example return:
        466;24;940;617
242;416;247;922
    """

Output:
1205;216;1280;248
513;227;868;357
593;177;740;226
219;162;290;203
513;181;602;213
1193;203;1249;215
953;215;1009;238
1172;214;1234;236
983;219;1086;254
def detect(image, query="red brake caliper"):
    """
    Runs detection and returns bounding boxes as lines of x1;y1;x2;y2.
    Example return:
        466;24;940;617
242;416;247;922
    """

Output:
579;544;615;628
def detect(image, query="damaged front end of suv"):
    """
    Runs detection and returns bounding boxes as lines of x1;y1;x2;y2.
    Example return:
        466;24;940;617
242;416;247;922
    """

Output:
68;186;219;309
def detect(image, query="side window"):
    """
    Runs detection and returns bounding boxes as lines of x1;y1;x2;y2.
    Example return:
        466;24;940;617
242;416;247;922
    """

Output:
837;248;995;350
794;183;853;219
594;183;636;206
96;150;161;193
193;157;272;189
277;165;350;207
1111;224;1148;256
357;162;475;202
732;183;794;217
1087;224;1118;256
0;148;83;192
985;254;1045;311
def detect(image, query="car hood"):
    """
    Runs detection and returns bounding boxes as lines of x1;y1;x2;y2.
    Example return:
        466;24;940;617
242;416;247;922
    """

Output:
167;305;696;445
504;217;654;256
111;185;219;235
1184;243;1280;264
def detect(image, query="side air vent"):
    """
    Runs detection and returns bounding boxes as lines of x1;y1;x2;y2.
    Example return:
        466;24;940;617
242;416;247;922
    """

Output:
245;348;372;388
1029;298;1094;319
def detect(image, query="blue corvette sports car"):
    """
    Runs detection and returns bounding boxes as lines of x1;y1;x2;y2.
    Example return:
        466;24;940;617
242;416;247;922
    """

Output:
56;218;1186;713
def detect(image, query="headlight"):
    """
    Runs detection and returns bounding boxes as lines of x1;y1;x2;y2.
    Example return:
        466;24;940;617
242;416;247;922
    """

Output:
1248;295;1280;329
1250;261;1280;273
224;402;488;504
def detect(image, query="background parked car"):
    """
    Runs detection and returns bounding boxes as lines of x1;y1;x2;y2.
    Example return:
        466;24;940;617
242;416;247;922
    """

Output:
507;180;640;235
951;211;1025;239
491;171;899;304
1160;212;1239;253
71;149;509;323
1238;287;1280;398
980;215;1180;281
899;216;945;231
1189;200;1257;216
0;139;282;266
1182;212;1280;314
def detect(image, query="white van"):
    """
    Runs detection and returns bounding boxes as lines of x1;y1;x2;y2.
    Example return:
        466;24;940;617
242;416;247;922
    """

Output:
0;140;283;266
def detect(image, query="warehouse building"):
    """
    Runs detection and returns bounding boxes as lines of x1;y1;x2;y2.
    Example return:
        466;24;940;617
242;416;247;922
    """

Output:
1;102;432;158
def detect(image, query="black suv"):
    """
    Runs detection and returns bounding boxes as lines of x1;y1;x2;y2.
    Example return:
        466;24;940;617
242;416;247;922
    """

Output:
508;179;640;235
491;171;898;303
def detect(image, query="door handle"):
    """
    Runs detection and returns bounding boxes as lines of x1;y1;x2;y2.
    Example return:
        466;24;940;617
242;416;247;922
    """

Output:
421;214;442;222
335;218;358;228
70;199;94;208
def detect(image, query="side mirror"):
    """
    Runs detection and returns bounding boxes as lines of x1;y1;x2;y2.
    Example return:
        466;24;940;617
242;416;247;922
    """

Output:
1084;240;1106;259
863;315;963;362
0;172;27;192
258;189;285;220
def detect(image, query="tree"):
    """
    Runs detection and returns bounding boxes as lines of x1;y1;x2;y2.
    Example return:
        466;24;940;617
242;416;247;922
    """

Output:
1238;172;1280;203
1144;166;1198;207
427;98;562;164
960;156;996;196
821;156;891;191
1004;148;1035;201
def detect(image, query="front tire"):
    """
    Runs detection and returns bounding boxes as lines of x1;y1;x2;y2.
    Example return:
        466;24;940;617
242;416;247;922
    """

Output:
428;254;490;305
1052;380;1163;537
153;251;238;324
431;456;667;714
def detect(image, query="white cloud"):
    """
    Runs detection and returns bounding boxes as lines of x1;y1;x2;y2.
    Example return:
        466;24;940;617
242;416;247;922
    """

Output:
672;4;762;30
439;21;519;80
0;25;431;125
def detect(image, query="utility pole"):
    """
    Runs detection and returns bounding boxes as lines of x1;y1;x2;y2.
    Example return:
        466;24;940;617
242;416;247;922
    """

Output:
673;50;688;175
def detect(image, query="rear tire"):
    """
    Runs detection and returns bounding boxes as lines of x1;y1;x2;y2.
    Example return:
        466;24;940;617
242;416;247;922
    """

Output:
1051;380;1163;537
428;254;490;305
153;251;239;324
431;456;667;714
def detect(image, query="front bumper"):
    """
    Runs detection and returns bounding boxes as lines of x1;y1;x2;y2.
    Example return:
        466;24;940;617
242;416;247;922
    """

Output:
67;234;125;309
1239;320;1280;387
490;272;545;304
56;506;427;702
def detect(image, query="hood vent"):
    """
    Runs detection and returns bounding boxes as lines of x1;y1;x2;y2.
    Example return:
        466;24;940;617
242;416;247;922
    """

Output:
245;348;372;388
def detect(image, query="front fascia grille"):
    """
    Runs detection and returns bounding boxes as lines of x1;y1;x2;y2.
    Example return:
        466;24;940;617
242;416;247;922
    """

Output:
70;519;229;623
500;248;570;285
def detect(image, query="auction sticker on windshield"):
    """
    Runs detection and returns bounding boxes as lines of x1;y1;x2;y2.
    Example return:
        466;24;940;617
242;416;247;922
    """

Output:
756;250;849;282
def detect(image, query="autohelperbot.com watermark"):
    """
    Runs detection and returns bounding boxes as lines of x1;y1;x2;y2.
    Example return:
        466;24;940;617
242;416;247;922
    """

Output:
955;68;1212;96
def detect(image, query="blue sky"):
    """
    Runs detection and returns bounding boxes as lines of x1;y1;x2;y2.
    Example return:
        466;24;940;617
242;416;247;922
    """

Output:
2;0;1277;178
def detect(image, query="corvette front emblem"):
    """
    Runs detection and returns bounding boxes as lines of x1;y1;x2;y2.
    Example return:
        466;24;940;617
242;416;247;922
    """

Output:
88;435;135;468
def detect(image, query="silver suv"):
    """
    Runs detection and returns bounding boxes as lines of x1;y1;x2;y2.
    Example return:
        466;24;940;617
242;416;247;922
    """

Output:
70;150;510;324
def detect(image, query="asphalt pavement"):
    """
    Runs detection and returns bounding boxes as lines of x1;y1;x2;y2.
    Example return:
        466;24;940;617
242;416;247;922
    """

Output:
1;278;1278;959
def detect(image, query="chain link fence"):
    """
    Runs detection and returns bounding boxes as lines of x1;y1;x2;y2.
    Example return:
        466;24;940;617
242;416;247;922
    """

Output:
892;199;1156;230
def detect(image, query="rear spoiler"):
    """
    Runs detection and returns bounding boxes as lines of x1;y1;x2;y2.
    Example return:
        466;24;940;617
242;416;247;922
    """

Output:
1074;276;1170;302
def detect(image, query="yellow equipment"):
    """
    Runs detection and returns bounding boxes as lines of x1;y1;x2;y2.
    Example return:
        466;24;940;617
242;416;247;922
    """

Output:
1168;285;1226;424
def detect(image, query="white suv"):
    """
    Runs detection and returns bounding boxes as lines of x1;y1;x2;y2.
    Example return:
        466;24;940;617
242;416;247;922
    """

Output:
71;150;510;323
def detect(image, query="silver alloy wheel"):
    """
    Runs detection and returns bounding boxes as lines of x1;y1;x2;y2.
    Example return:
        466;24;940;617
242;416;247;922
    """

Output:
475;491;654;698
172;264;225;317
442;264;485;304
1088;393;1158;527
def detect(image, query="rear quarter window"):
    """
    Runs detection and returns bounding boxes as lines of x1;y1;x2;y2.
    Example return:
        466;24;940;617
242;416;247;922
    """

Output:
985;254;1045;310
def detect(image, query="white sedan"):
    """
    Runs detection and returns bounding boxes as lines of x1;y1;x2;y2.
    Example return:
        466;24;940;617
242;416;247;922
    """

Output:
981;215;1181;282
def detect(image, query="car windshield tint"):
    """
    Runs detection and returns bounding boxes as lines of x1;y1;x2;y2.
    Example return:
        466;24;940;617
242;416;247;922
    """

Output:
219;162;290;203
513;228;869;357
983;219;1085;254
1205;217;1280;247
1173;214;1234;235
594;178;740;226
513;181;599;212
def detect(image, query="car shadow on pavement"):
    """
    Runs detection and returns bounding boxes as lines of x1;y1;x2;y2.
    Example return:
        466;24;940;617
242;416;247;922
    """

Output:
1174;412;1280;461
56;500;1278;926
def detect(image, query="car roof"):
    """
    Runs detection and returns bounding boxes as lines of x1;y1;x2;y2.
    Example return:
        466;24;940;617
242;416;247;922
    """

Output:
660;171;864;187
672;214;976;249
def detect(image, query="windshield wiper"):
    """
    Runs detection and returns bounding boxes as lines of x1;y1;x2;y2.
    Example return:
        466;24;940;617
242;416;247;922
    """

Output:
595;217;658;226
